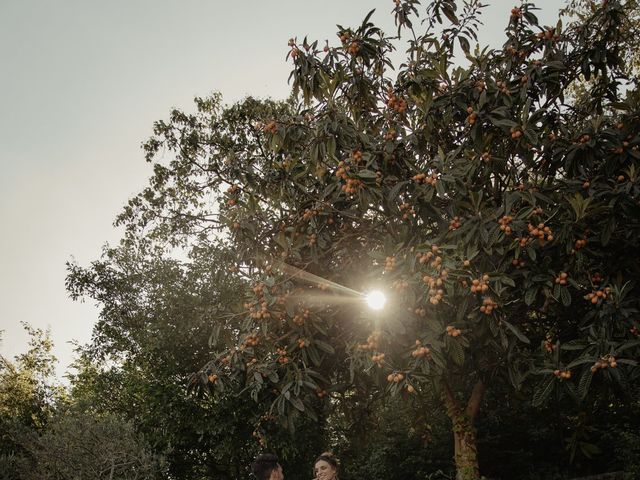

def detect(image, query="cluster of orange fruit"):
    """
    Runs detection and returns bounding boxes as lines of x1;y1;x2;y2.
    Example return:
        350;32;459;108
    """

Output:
302;208;319;221
430;255;444;271
414;307;426;317
384;256;396;272
359;331;381;351
245;300;271;320
307;233;317;246
554;272;569;285
371;353;385;367
276;348;290;365
497;81;510;95
411;172;438;186
346;40;360;55
585;288;610;304
511;258;526;268
246;357;258;368
417;245;440;263
241;333;260;349
411;340;430;358
591;355;617;372
400;202;415;220
297;338;307;348
293;308;310;326
528;222;554;243
498;215;514;235
544;334;555;353
448;216;462;231
341;177;363;194
479;297;497;315
207;373;218;384
386;90;408;113
338;30;351;44
422;271;446;289
334;160;351;180
553;369;571;379
536;28;556;41
505;45;520;57
316;388;328;398
428;287;445;305
393;279;409;291
465;106;478;125
575;238;587;249
510;126;523;140
470;275;490;294
262;120;278;134
387;372;405;383
446;325;462;337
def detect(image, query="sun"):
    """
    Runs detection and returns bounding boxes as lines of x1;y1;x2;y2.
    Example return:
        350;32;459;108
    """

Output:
365;290;387;310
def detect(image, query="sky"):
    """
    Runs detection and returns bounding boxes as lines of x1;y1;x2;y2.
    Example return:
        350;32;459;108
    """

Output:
0;0;562;379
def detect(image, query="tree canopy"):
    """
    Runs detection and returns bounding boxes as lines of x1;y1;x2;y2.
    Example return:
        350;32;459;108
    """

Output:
101;1;640;479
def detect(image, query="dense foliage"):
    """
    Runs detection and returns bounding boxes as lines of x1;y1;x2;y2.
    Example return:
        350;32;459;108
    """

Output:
112;1;640;479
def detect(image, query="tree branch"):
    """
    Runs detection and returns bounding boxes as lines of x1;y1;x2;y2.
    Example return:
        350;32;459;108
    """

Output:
465;379;486;423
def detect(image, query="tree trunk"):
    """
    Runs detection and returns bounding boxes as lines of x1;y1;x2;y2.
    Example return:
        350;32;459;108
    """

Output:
452;413;480;480
442;379;486;480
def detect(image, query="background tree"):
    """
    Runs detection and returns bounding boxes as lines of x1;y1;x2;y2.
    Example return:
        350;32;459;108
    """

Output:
13;412;165;480
0;325;64;479
66;240;327;479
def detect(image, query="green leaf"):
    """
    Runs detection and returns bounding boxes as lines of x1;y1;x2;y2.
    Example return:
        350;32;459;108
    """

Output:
560;286;571;306
447;337;465;366
388;180;408;205
578;368;593;400
532;376;555;406
314;340;335;354
357;169;379;179
502;319;530;344
525;287;537;306
289;396;305;412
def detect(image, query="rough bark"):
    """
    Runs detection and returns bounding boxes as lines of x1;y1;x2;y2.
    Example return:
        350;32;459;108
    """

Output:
441;379;486;480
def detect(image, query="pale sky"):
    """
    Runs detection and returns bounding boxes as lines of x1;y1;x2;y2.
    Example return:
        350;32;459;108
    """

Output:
0;1;561;379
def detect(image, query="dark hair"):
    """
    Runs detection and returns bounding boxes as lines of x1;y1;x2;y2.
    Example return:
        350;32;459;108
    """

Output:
314;451;339;471
251;453;280;480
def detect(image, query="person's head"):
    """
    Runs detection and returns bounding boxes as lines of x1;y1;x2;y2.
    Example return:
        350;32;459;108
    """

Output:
314;452;339;480
251;453;283;480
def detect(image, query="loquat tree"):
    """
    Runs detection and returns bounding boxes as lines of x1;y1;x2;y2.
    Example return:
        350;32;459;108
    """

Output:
115;1;640;479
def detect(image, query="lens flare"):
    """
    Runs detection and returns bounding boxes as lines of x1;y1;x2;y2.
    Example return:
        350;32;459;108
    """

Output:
365;290;386;310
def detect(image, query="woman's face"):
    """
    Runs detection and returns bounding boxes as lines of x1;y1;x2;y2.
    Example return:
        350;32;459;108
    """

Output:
314;459;336;480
